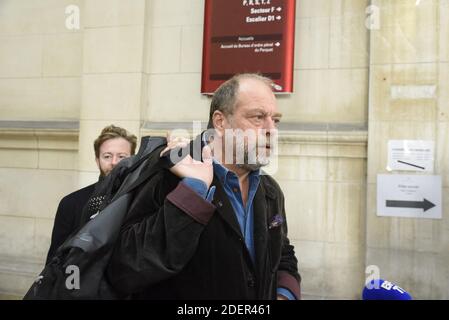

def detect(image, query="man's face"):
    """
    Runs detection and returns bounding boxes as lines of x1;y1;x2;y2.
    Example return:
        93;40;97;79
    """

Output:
220;78;282;170
95;137;132;176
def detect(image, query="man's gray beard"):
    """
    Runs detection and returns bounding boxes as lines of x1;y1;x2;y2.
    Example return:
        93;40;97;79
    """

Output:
236;163;265;171
235;149;270;172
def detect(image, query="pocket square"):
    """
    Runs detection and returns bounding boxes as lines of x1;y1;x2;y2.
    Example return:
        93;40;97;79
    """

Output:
268;214;284;229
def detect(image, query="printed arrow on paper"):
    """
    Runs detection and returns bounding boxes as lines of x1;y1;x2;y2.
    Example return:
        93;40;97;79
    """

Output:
386;199;436;212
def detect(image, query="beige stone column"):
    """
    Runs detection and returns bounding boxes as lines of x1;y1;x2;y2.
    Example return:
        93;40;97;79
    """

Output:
78;0;150;186
366;0;449;299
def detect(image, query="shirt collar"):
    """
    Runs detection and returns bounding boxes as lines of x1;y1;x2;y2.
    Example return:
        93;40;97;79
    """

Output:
212;159;260;185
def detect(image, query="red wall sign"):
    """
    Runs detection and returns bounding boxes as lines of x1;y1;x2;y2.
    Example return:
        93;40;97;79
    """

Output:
201;0;296;94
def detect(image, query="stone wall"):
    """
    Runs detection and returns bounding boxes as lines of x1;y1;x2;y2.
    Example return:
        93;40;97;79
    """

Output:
0;0;447;299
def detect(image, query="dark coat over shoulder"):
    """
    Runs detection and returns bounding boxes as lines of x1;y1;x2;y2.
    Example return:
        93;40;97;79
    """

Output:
107;169;301;300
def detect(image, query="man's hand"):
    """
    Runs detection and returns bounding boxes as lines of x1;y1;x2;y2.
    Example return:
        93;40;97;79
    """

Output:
160;135;213;188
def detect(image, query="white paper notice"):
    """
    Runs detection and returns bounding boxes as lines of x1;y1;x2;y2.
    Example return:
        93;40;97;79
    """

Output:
387;140;434;172
377;174;442;219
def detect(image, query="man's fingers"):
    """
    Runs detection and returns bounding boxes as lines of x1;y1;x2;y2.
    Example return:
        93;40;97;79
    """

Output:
202;145;213;165
161;137;211;167
160;140;190;158
167;133;190;144
160;146;170;157
167;141;189;150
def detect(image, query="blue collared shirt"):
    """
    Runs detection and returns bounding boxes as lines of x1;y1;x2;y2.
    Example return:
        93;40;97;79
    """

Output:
212;161;260;263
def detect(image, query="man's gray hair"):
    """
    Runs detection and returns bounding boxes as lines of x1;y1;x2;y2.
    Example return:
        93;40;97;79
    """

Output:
207;73;274;129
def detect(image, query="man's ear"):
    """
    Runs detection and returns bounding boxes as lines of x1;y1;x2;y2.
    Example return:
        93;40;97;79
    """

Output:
95;157;100;170
212;110;226;137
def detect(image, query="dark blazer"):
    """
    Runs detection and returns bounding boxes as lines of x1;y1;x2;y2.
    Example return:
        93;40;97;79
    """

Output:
107;168;301;300
46;183;96;264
